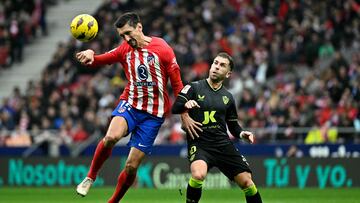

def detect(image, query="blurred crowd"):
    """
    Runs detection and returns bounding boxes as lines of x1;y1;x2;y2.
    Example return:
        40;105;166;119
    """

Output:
0;0;54;68
1;0;360;148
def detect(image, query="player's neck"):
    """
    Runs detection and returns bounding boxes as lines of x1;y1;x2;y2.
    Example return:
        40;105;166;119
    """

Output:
139;36;152;48
206;78;222;90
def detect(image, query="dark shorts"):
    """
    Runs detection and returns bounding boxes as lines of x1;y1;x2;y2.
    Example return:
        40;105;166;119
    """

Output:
112;100;164;154
187;143;252;180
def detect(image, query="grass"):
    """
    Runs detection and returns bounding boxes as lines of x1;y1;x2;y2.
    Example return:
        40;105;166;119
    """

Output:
0;187;359;203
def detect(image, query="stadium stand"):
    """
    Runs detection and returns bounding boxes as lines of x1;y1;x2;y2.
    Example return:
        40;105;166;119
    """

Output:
0;0;359;153
0;0;52;68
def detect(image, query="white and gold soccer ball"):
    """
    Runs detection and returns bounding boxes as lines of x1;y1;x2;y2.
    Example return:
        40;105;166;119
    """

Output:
70;14;98;42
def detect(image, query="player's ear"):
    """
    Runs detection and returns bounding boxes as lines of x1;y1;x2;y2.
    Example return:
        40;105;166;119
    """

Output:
137;23;142;31
225;70;232;79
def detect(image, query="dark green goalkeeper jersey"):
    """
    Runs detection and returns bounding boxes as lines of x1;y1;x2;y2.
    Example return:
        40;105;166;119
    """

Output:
172;79;242;148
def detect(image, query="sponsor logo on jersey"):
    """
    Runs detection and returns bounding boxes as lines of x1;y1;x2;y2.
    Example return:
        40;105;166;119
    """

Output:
137;64;149;80
135;81;157;86
197;95;205;101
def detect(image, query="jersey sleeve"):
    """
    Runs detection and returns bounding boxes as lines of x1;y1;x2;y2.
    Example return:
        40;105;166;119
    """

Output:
171;83;196;114
226;94;243;138
162;41;183;97
89;44;125;67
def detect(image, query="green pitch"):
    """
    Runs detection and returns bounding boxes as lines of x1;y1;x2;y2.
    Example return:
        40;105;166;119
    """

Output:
0;187;359;203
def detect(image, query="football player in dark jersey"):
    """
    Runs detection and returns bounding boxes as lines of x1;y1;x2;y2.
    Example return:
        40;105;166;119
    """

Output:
172;52;263;203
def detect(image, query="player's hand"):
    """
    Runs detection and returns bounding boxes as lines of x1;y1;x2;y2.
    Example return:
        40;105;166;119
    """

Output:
180;112;202;139
185;100;200;109
240;131;254;144
76;49;95;65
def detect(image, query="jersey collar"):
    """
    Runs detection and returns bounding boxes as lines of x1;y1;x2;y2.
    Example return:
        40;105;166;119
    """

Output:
205;79;223;92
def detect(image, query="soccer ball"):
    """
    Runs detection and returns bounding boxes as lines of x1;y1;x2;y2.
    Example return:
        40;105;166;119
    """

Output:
70;14;98;42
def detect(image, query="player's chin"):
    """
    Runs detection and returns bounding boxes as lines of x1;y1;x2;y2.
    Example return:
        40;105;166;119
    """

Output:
128;39;138;48
210;75;218;80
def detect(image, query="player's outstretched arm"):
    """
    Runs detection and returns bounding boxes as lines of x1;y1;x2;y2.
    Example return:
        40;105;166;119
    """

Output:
76;47;121;67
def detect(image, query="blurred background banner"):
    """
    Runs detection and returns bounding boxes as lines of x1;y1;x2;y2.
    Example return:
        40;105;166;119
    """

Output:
0;156;359;188
1;142;359;157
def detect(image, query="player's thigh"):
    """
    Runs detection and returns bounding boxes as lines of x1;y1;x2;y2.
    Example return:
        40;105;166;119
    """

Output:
129;114;164;154
216;145;252;181
105;116;128;140
107;100;137;140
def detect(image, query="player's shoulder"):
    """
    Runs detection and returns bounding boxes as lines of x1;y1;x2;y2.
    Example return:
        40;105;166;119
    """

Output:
151;37;172;48
190;80;201;85
152;36;168;44
109;41;130;54
191;79;207;92
190;80;204;88
223;86;232;94
221;86;235;100
180;80;201;94
221;85;231;93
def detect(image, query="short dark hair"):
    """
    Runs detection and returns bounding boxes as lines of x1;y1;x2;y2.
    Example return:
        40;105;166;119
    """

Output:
216;52;234;70
114;12;141;28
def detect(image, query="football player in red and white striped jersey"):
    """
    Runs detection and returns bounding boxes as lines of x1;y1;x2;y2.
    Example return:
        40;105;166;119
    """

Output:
75;12;184;203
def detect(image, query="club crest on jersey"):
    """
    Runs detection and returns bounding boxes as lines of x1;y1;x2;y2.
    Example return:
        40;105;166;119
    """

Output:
137;64;148;80
223;96;229;105
118;107;126;113
117;101;132;113
147;54;155;66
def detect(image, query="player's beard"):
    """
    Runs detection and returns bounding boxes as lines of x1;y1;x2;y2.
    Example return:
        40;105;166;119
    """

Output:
127;39;138;48
210;72;224;83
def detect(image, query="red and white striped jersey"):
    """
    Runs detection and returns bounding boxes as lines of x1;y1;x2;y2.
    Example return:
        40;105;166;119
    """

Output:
90;37;183;117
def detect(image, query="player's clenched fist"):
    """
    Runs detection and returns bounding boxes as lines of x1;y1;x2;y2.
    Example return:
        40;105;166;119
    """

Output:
76;49;95;65
184;100;200;109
